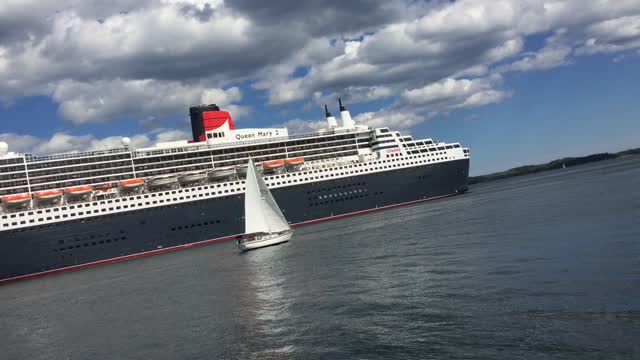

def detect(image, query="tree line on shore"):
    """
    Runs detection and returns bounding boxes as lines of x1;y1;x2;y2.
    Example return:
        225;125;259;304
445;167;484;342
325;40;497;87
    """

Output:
469;148;640;185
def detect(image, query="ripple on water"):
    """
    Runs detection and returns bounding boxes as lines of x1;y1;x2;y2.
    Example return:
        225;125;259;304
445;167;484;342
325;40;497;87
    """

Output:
1;157;640;359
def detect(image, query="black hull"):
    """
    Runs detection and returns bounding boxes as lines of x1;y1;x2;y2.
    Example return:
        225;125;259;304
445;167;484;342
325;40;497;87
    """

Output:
0;159;469;282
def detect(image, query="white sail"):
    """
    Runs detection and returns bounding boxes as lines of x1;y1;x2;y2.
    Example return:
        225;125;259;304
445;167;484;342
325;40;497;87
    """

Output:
244;159;270;234
254;163;290;233
244;159;290;234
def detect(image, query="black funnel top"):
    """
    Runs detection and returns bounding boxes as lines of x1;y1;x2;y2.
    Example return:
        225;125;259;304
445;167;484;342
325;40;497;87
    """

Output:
339;98;346;112
324;104;332;118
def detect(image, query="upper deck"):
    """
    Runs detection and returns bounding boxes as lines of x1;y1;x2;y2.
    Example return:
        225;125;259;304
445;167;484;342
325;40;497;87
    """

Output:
0;103;469;202
0;127;372;196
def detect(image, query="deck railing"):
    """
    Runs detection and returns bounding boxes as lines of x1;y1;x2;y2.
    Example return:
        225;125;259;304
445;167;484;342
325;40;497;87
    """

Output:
0;153;375;215
20;127;370;162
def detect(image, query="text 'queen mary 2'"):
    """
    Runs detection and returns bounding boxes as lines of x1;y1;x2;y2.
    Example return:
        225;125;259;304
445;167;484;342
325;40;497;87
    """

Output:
0;101;470;283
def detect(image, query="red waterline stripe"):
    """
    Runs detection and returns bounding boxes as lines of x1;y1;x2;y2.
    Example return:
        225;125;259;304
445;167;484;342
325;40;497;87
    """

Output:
0;192;458;285
0;234;240;285
290;193;457;227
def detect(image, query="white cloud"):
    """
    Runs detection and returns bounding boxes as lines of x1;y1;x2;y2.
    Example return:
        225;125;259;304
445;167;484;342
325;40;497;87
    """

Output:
279;106;425;135
200;87;241;106
2;0;640;131
151;129;192;144
278;118;326;135
0;128;191;155
409;0;523;37
502;44;572;72
354;109;425;130
253;0;640;113
458;89;510;108
404;78;486;104
310;86;395;109
402;77;509;112
0;1;252;119
0;133;40;154
52;80;245;124
575;15;640;55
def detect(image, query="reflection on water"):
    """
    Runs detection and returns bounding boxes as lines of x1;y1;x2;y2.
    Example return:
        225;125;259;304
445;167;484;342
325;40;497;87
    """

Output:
1;156;639;359
240;243;297;355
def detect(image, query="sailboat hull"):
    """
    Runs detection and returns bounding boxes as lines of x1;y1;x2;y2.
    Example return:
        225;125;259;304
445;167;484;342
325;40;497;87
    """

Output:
236;230;293;251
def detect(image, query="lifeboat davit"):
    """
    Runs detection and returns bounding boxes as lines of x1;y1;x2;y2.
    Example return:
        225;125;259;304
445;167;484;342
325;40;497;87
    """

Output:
119;178;145;189
284;157;304;168
1;193;31;208
178;171;207;185
236;164;248;177
263;159;285;169
34;189;63;204
147;174;178;190
208;166;236;181
65;185;93;196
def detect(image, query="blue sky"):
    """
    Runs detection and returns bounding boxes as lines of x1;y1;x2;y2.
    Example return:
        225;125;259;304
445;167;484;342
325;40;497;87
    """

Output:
0;1;639;175
423;54;640;174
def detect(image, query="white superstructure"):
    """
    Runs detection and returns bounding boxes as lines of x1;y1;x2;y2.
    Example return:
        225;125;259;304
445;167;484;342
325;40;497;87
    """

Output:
0;101;470;228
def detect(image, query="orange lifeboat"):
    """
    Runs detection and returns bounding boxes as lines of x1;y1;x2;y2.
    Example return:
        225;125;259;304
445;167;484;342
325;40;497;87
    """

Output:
119;178;145;189
34;189;63;200
263;159;285;169
95;183;114;191
1;193;31;207
65;185;93;196
284;157;305;167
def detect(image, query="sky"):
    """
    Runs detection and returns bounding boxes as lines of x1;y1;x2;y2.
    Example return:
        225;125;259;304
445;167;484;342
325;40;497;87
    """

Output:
0;0;639;175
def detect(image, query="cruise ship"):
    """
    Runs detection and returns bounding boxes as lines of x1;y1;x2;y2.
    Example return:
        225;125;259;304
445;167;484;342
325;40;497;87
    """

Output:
0;101;470;283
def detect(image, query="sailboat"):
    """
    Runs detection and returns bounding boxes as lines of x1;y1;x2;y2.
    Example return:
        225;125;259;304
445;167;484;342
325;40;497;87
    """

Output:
237;158;293;251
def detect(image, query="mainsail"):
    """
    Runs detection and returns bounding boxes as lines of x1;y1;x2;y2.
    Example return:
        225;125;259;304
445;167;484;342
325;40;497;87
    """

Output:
244;159;290;234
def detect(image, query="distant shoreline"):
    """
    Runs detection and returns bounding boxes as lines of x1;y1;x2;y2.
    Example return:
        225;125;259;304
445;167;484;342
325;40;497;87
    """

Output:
469;148;640;185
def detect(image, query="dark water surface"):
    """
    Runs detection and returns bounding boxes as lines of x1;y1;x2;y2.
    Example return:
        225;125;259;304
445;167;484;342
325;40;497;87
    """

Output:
2;156;639;359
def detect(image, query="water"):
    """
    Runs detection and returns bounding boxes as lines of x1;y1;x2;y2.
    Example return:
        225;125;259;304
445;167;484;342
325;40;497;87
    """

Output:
1;156;639;359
